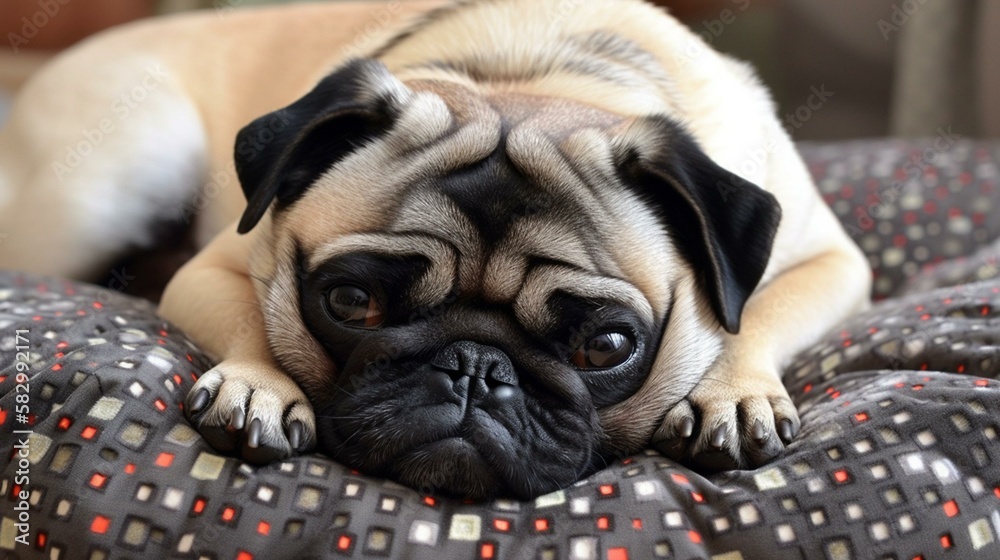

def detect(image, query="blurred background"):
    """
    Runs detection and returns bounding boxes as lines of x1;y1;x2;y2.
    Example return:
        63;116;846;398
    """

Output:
1;0;997;140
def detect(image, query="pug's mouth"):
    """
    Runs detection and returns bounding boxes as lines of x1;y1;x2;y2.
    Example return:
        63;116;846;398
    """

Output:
384;438;505;499
325;409;503;495
316;404;588;500
313;361;600;500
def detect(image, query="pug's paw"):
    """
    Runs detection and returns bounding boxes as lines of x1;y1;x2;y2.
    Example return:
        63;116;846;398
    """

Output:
651;366;799;471
185;360;316;464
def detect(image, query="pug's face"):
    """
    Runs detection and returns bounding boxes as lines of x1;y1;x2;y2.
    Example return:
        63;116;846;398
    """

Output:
235;61;779;499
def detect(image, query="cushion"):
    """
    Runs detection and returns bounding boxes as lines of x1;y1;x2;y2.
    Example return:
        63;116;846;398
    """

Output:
2;139;999;559
799;138;1000;299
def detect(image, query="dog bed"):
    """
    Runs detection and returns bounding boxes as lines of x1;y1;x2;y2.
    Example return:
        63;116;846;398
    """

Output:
2;138;1000;560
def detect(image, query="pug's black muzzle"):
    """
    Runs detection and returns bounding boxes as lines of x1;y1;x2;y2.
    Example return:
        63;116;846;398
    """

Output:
315;340;598;500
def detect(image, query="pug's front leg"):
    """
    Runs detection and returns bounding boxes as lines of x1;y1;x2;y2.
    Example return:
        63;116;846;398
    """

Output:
654;246;870;470
160;225;316;463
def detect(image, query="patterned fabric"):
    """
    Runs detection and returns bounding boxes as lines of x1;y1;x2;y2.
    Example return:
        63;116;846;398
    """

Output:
799;138;1000;300
1;139;1000;560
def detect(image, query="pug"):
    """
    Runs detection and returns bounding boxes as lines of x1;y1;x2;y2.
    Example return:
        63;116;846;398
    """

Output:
0;0;870;499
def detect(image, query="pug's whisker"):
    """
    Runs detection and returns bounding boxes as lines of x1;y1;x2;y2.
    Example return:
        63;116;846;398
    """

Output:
330;385;361;399
592;454;610;471
335;427;366;449
313;414;365;421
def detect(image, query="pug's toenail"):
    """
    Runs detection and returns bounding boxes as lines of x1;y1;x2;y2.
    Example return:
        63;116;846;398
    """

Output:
710;425;727;449
229;407;245;431
778;419;796;443
678;416;694;438
190;389;210;413
288;421;303;450
247;418;262;448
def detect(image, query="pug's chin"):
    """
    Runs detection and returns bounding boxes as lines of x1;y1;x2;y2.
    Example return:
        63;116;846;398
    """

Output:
389;437;506;500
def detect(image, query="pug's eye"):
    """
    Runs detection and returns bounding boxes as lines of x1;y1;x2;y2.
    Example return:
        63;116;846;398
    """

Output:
570;332;634;369
327;284;384;328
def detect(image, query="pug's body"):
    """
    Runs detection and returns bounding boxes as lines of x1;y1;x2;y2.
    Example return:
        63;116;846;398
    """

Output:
0;0;869;498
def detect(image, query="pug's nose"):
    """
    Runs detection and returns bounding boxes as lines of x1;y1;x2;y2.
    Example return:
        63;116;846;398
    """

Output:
430;341;518;394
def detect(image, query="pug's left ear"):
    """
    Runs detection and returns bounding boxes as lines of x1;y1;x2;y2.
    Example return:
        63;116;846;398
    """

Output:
616;116;781;334
234;59;408;233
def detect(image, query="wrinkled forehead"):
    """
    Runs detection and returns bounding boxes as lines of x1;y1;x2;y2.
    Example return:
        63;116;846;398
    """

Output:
281;81;668;322
285;80;629;242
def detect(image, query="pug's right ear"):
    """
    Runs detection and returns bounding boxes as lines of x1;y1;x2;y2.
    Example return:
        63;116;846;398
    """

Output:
234;59;407;233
